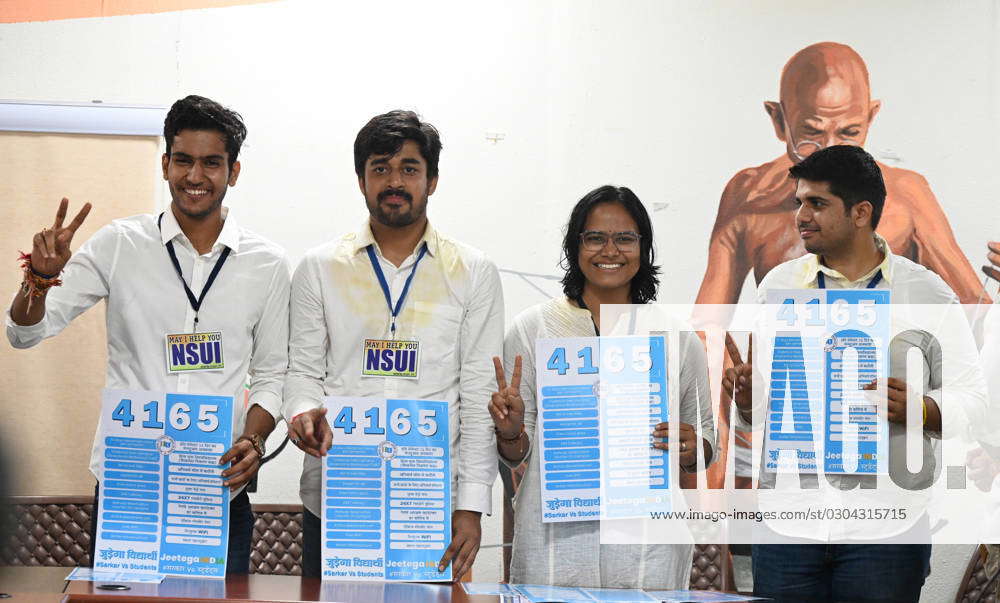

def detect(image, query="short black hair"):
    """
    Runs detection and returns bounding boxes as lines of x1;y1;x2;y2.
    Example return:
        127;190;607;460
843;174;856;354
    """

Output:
789;145;886;228
560;185;660;304
163;95;247;169
354;110;442;181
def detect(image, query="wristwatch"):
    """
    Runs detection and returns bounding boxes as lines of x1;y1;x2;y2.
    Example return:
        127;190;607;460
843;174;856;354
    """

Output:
238;433;266;459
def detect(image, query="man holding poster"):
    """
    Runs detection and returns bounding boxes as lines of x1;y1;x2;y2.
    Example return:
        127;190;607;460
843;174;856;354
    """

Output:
6;95;290;575
728;145;986;602
283;110;503;581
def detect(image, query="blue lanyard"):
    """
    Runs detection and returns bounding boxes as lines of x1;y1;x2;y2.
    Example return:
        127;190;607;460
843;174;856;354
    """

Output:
817;269;883;289
157;212;231;328
366;243;428;337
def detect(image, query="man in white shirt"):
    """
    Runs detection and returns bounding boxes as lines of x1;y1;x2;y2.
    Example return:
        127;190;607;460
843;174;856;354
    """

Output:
725;145;986;602
283;110;503;580
6;95;290;574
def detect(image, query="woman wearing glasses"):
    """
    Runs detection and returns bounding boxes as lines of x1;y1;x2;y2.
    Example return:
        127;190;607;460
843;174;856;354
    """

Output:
490;185;716;589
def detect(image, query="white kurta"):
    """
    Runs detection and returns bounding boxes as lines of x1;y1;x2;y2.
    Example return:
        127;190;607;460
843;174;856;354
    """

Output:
503;297;716;589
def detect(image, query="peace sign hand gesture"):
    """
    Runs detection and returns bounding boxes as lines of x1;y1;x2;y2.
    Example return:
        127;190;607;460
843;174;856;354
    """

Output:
29;198;92;277
489;355;525;440
723;333;753;413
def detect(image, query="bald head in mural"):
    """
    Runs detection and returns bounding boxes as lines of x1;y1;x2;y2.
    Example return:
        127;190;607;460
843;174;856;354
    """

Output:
767;43;878;164
696;41;987;305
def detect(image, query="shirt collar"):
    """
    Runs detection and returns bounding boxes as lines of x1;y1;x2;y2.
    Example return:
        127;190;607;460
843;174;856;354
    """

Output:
802;233;894;288
350;218;439;259
159;206;241;254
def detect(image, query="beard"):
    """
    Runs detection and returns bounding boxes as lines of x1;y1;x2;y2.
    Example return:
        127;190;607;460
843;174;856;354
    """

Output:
802;238;822;254
803;228;854;257
368;188;427;228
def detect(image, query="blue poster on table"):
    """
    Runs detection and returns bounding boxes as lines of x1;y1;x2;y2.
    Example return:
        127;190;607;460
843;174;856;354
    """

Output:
513;584;657;602
93;388;232;578
535;336;667;523
764;289;890;474
322;397;451;582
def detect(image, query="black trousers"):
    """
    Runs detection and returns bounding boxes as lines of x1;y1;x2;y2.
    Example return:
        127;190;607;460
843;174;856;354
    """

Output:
301;507;321;578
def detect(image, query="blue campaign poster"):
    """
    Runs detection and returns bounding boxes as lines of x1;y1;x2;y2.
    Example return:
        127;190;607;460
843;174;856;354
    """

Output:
764;289;890;475
535;338;604;523
534;336;667;523
322;397;451;582
94;389;232;578
821;289;890;474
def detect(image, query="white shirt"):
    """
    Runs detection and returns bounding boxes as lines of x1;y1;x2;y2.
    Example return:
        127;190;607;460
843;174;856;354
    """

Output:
6;208;291;491
282;220;503;517
502;298;716;588
745;234;988;540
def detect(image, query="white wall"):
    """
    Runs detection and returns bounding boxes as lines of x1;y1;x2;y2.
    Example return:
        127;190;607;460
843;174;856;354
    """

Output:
928;545;976;603
2;0;997;590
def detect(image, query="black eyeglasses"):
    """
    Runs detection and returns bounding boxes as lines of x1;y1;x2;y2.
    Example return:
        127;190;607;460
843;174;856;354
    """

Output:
579;230;642;252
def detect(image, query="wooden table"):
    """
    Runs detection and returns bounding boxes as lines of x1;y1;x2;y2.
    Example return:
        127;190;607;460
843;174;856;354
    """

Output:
0;566;73;602
0;567;503;602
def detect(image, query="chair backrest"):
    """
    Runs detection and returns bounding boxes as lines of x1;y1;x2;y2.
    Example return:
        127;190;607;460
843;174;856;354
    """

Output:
955;545;999;603
690;543;733;591
0;496;305;574
1;496;93;567
249;504;303;575
2;495;735;587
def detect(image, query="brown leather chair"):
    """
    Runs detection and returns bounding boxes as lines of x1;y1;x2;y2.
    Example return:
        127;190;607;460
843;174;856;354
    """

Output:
249;504;303;575
1;496;92;567
690;543;734;591
955;545;1000;603
0;496;305;574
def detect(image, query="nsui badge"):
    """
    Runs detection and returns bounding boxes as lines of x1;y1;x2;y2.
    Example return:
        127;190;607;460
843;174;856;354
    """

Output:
362;339;420;379
165;332;225;373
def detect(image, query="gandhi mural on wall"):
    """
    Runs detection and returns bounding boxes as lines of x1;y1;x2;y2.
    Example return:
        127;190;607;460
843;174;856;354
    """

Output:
696;41;987;307
695;41;989;489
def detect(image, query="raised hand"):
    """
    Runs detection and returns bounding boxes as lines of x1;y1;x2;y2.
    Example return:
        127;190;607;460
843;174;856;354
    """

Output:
967;447;1000;492
723;333;753;413
29;198;92;277
489;355;525;440
984;241;1000;283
